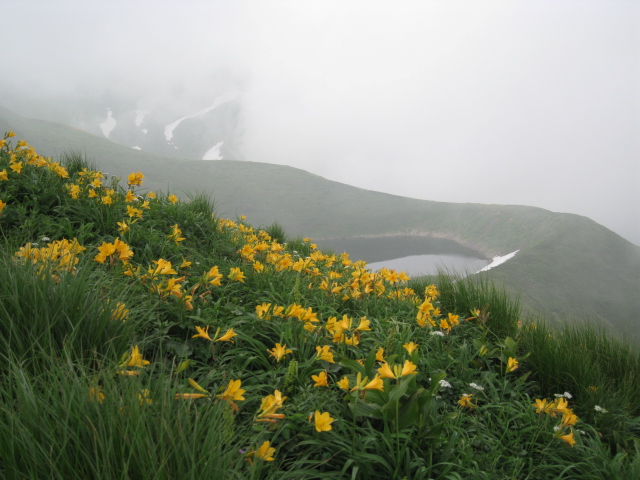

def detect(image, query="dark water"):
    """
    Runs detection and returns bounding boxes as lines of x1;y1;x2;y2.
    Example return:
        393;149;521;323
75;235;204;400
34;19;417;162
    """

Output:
315;235;489;277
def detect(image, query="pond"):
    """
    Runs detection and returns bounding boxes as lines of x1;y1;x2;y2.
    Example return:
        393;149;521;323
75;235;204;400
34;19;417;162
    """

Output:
314;235;490;277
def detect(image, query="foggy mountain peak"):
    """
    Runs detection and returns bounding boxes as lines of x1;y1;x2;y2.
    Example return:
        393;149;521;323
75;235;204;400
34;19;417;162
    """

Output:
0;1;637;244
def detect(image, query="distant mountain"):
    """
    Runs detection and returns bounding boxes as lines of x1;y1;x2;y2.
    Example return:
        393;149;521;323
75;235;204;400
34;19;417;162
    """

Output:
2;106;639;343
0;89;243;161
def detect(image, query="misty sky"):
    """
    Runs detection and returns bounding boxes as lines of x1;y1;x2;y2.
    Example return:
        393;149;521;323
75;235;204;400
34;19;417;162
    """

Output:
2;0;639;244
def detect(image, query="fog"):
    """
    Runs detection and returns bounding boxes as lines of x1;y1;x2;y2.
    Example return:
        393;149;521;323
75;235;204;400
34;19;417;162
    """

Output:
2;0;638;244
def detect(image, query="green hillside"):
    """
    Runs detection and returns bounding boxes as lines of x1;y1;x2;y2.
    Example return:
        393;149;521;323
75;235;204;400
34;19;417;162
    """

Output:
2;130;640;478
2;105;639;342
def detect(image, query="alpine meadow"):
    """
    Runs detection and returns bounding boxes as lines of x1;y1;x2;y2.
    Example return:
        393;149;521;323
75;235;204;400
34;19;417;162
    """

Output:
1;114;640;480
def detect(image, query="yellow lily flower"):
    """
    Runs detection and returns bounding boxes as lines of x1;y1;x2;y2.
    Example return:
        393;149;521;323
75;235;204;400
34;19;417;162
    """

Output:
228;267;246;283
532;398;549;414
355;316;371;331
192;325;213;341
314;410;334;432
117;221;129;234
216;328;237;342
246;441;276;464
124;345;150;368
127;171;144;186
337;376;350;391
363;374;384;391
216;379;245;410
94;242;116;263
315;345;335;363
207;266;223;286
267;343;292;362
403;342;419;355
312;371;329;388
400;360;418;376
559;429;576;447
256;303;272;320
561;412;579;428
458;393;476;409
377;363;396;379
256;390;287;423
188;378;210;394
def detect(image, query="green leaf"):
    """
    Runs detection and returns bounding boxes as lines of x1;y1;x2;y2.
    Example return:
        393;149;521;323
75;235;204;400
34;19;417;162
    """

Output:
339;358;366;376
349;400;382;418
389;376;411;403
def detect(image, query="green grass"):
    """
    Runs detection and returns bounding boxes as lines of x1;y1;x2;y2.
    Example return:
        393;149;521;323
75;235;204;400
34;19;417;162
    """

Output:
1;131;640;478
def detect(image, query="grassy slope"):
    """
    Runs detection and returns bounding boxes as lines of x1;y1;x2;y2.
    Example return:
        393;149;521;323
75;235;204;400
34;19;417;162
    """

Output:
2;105;639;341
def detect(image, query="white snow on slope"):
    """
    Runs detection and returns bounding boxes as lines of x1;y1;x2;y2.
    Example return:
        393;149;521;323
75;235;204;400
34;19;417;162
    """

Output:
203;141;224;160
164;91;238;142
131;146;141;150
99;108;117;139
134;109;148;127
476;250;520;273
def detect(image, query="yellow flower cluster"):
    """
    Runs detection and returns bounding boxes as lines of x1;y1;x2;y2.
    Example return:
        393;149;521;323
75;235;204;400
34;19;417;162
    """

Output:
94;238;134;265
415;287;442;328
326;314;370;345
0;132;71;212
14;238;86;277
110;301;129;322
4;132;494;465
532;396;579;446
228;218;418;302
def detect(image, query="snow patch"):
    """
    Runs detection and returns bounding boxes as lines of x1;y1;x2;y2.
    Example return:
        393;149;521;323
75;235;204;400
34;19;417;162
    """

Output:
99;108;117;139
164;91;239;142
476;250;520;273
141;128;148;134
203;141;224;160
131;146;141;150
134;109;148;127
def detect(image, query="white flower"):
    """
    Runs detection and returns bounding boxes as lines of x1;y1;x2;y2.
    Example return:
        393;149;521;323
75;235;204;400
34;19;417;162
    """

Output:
430;331;445;337
594;405;608;413
469;382;484;391
439;379;452;388
41;236;51;243
553;426;560;432
554;392;572;399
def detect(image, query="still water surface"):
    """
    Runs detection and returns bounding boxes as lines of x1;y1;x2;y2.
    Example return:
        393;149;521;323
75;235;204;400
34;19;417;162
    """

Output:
315;236;489;277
